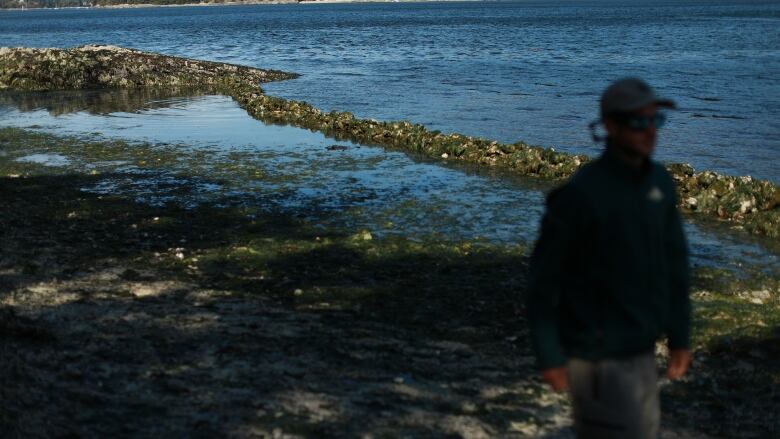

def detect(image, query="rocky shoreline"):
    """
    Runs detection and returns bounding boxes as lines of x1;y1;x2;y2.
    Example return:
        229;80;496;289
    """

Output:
1;45;778;238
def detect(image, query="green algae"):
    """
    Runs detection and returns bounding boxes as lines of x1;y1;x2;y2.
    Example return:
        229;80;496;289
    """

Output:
689;265;779;348
0;127;304;191
0;45;778;239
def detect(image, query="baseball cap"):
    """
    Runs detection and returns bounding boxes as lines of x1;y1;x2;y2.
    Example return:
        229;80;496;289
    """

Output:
600;78;676;118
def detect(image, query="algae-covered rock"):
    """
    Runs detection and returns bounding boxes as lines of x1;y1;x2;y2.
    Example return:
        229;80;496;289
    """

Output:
670;163;780;238
0;45;296;91
1;45;778;239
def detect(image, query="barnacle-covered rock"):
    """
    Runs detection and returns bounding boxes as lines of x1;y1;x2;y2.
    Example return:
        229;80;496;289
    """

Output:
0;45;295;91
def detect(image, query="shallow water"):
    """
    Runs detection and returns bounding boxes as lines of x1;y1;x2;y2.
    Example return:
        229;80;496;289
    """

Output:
0;88;776;273
1;0;779;182
16;152;71;167
0;89;546;245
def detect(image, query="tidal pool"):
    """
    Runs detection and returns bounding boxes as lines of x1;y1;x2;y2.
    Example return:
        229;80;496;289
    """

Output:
0;88;776;274
16;153;71;167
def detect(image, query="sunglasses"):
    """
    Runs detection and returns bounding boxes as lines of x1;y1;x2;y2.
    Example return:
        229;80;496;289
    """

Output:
615;112;667;131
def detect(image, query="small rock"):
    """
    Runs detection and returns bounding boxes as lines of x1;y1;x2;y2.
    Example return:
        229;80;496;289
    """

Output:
749;289;771;300
735;360;755;373
748;349;766;359
460;401;478;414
130;281;182;298
508;421;538;435
131;285;159;298
352;230;372;241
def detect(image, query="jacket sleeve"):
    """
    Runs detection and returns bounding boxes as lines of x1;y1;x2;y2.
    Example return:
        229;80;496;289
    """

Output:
527;185;581;370
665;190;691;350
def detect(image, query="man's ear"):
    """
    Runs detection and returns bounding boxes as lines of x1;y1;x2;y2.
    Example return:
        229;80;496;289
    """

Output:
603;117;619;138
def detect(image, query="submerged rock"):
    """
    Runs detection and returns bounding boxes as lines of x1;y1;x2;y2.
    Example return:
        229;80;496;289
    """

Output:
1;45;777;238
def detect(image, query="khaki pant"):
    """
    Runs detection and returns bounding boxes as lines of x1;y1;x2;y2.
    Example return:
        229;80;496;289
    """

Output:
567;352;660;439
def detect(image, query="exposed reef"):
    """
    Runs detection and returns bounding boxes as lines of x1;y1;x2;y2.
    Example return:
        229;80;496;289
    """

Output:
1;45;777;238
0;45;295;91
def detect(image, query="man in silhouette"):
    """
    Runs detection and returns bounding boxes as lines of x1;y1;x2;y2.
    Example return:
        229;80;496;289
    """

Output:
527;78;692;439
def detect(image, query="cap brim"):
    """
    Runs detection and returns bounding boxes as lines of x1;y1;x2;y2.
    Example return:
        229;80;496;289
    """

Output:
613;96;677;113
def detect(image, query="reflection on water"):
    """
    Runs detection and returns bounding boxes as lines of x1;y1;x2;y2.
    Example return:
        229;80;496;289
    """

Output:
16;153;71;167
0;88;776;273
0;88;215;117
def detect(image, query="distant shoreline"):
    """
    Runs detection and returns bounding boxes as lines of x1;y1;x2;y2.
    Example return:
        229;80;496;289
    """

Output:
2;0;463;11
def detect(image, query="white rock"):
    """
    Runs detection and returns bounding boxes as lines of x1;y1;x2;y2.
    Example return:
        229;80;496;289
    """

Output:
750;289;771;300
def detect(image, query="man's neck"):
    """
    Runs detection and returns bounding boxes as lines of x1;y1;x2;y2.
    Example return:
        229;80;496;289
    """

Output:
606;141;649;172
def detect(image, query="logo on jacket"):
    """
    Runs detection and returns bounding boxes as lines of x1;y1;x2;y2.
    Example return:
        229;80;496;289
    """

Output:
648;186;664;202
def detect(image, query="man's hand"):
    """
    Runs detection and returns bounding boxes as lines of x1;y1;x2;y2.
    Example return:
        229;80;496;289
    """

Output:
541;366;569;392
666;348;692;379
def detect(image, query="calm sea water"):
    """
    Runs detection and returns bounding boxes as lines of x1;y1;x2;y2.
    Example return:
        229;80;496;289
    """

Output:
1;0;779;182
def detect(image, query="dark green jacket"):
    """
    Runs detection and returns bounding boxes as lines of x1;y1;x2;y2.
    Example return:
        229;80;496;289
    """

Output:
527;147;691;370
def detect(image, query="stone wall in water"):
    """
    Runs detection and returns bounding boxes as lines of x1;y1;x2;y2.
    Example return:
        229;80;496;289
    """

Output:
1;45;777;238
